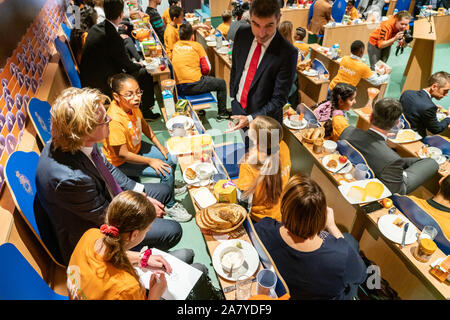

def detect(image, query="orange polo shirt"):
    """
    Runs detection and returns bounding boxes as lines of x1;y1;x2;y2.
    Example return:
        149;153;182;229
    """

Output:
294;41;310;57
162;7;171;25
164;23;179;60
172;40;209;84
216;22;230;39
369;16;400;48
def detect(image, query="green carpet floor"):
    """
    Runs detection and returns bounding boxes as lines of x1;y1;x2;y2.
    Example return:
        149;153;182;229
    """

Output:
145;42;450;291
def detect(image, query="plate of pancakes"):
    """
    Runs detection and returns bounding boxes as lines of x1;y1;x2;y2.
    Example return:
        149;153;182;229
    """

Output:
195;203;247;233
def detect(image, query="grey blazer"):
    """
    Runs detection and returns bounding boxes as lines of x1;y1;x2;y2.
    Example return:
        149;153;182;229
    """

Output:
339;126;420;194
34;142;138;264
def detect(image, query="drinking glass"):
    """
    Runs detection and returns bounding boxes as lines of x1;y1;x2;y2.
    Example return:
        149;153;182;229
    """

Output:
418;225;438;241
236;276;253;300
256;269;277;297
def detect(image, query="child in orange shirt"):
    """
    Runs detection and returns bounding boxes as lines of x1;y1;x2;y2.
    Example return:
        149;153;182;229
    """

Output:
162;0;181;26
345;0;359;20
216;10;232;39
102;73;191;222
164;5;183;60
293;27;309;57
67;190;168;300
236;116;291;222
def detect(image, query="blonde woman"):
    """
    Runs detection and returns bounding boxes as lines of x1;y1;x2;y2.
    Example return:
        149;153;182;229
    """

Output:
236;116;291;222
278;20;293;45
35;87;181;265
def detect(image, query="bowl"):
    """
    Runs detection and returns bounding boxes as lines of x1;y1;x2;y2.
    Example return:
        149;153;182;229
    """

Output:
323;140;337;153
219;246;244;272
145;59;159;73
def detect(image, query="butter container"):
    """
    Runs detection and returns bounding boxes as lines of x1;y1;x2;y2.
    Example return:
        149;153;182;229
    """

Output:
214;180;237;204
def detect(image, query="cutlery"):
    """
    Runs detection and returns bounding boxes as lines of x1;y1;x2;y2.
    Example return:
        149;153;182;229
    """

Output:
388;207;396;214
228;264;234;278
223;278;257;293
401;222;409;248
335;162;350;174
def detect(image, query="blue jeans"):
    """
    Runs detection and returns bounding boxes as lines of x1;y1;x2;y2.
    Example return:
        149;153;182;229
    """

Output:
343;233;361;300
118;141;177;207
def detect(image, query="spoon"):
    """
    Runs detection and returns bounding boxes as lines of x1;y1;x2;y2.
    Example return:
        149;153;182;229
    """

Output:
228;263;234;278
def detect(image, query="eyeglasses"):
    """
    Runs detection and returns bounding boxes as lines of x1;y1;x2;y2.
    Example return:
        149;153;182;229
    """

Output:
118;90;144;100
97;115;112;126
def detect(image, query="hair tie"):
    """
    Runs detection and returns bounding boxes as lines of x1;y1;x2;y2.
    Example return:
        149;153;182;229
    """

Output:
100;224;120;238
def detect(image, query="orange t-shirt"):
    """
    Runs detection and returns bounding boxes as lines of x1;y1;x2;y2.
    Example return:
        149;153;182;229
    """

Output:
369;16;399;48
67;228;145;300
329;55;373;90
164;23;179;60
348;7;359;20
216;22;230;39
172;40;208;84
102;100;143;167
294;41;310;57
236;141;291;222
162;7;171;25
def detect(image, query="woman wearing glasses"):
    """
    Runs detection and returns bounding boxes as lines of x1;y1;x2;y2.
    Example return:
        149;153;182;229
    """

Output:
102;73;191;222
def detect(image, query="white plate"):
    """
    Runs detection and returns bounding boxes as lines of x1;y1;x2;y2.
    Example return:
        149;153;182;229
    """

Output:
217;47;229;54
166;115;194;131
212;239;260;282
322;154;350;173
283;117;307;130
417;146;446;164
338;178;392;204
303;69;318;77
389;129;422;144
183;162;218;186
206;41;216;46
377;214;418;245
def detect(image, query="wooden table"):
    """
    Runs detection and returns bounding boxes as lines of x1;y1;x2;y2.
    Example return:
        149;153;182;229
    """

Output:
173;103;263;299
280;7;309;32
309;43;388;108
415;14;450;44
322;22;380;56
283;112;450;299
297;70;330;106
213;47;232;94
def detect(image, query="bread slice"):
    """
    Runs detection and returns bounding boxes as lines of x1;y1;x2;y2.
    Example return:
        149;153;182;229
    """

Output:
185;167;196;180
365;181;384;199
205;206;233;229
347;186;366;202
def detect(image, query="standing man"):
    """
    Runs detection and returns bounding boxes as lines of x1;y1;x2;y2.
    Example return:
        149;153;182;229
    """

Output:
146;0;165;44
308;0;333;37
227;0;297;134
400;71;450;138
80;0;160;120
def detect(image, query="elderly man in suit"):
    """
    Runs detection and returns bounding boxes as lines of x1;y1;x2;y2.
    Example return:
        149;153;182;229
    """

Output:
34;87;184;265
340;98;438;195
227;0;297;135
400;71;450;138
80;0;160;120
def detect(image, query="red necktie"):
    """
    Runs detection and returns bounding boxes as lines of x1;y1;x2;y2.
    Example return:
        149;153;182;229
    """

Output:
240;42;262;109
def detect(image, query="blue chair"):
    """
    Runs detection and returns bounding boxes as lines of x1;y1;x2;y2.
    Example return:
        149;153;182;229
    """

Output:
0;243;68;300
61;22;71;40
214;142;246;180
395;0;411;12
54;36;81;88
423;135;450;157
391;194;450;255
4;151;65;268
243;216;290;298
297;103;320;126
337;140;375;178
27;97;52;147
331;0;348;23
177;91;217;106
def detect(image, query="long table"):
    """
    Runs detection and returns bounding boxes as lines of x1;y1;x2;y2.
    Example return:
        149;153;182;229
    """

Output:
308;43;388;108
171;102;264;300
283;110;450;299
415;14;450;44
322;22;380;56
280;7;309;32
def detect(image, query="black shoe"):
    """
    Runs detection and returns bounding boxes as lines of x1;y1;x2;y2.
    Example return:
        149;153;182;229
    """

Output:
197;110;206;117
216;111;231;120
143;110;161;121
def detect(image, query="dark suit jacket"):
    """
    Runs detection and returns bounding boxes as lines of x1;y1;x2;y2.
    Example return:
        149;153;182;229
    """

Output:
230;25;297;124
400;89;450;138
340;126;420;194
80;20;141;97
34;142;138;264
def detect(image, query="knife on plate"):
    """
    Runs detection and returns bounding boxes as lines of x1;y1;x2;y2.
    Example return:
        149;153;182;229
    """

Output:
335;162;350;174
223;277;257;293
401;222;409;248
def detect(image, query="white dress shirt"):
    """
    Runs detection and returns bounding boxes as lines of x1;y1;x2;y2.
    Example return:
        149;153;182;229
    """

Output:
235;32;277;123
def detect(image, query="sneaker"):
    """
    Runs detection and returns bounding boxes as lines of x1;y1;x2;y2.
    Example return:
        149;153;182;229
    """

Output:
165;202;192;222
143;110;161;121
216;110;231;120
174;185;187;195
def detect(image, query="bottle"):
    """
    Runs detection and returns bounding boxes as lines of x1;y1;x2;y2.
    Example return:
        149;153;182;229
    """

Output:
419;5;427;17
215;31;223;49
393;8;398;15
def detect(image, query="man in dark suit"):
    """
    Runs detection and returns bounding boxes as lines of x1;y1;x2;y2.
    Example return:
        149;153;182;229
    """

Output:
400;71;450;138
340;98;438;195
35;87;183;265
227;0;297;133
80;0;160;120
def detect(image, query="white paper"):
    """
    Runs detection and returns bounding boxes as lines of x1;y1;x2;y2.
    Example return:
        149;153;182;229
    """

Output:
135;248;203;300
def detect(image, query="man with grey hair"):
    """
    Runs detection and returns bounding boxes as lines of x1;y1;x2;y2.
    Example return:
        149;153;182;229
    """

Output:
401;71;450;138
340;98;438;194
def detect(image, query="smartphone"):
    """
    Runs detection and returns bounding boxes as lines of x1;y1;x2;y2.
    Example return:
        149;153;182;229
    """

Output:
361;201;383;214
